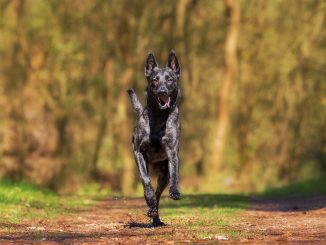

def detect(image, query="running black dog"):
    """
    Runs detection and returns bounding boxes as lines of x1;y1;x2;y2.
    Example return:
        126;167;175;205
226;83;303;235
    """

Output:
127;50;181;227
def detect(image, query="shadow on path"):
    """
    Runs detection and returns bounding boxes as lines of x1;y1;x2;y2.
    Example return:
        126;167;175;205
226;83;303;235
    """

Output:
124;222;154;229
160;194;326;212
250;195;326;212
160;177;326;212
0;230;169;242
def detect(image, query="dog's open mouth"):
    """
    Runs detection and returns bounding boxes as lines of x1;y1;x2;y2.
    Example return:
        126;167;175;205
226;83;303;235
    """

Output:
158;95;171;108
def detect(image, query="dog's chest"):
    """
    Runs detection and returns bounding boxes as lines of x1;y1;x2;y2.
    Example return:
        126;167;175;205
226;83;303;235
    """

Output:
136;111;172;163
145;121;168;163
145;143;168;163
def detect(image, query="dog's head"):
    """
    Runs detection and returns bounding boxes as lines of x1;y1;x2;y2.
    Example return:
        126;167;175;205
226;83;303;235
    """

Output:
145;50;180;110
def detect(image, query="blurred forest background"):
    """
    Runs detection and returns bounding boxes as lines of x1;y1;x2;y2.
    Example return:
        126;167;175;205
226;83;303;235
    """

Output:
0;0;325;194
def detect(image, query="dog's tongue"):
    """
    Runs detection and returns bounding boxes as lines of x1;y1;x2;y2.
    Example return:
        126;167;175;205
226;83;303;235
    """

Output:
159;96;171;108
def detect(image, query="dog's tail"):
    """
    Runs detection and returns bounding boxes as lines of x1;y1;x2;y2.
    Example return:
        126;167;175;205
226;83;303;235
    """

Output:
127;89;143;117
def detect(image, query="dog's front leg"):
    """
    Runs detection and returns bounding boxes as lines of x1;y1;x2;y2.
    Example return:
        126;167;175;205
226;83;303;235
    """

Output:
127;89;143;117
134;150;158;218
165;149;181;200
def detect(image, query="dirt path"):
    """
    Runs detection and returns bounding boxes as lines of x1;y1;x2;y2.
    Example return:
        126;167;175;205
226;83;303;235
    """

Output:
234;196;326;244
0;196;325;244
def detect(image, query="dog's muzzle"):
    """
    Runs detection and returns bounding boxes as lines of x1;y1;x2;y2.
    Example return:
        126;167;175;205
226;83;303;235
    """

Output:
158;95;171;109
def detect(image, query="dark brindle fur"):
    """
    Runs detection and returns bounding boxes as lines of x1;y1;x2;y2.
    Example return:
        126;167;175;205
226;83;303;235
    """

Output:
127;50;181;227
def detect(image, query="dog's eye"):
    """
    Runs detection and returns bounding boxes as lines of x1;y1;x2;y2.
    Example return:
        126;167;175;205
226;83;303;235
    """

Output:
153;77;159;84
165;75;173;83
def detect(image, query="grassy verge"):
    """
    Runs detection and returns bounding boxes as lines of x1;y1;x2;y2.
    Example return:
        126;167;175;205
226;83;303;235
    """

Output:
0;180;92;222
160;194;248;240
261;176;326;198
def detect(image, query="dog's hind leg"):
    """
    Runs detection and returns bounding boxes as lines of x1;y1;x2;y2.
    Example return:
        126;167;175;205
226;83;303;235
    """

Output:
127;89;143;117
153;160;169;226
155;160;169;203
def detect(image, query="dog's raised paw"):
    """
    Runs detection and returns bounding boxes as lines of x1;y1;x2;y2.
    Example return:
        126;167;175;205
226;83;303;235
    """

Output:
169;190;181;200
126;88;134;95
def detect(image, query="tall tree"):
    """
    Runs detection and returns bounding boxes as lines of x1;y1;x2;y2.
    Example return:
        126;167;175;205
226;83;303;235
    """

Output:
210;0;240;173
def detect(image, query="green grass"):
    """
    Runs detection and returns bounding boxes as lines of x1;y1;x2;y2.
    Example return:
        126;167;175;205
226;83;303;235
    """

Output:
160;194;249;240
0;180;91;222
262;176;326;198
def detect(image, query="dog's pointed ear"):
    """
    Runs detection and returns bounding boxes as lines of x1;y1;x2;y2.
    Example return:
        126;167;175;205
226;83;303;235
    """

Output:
167;50;180;78
145;51;158;78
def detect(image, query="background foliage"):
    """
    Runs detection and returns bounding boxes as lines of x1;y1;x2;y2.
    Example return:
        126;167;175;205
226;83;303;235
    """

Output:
0;0;325;194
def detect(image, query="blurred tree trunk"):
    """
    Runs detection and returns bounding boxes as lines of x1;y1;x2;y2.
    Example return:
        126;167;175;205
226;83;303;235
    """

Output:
91;58;114;178
175;0;190;92
210;0;240;173
11;0;28;180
